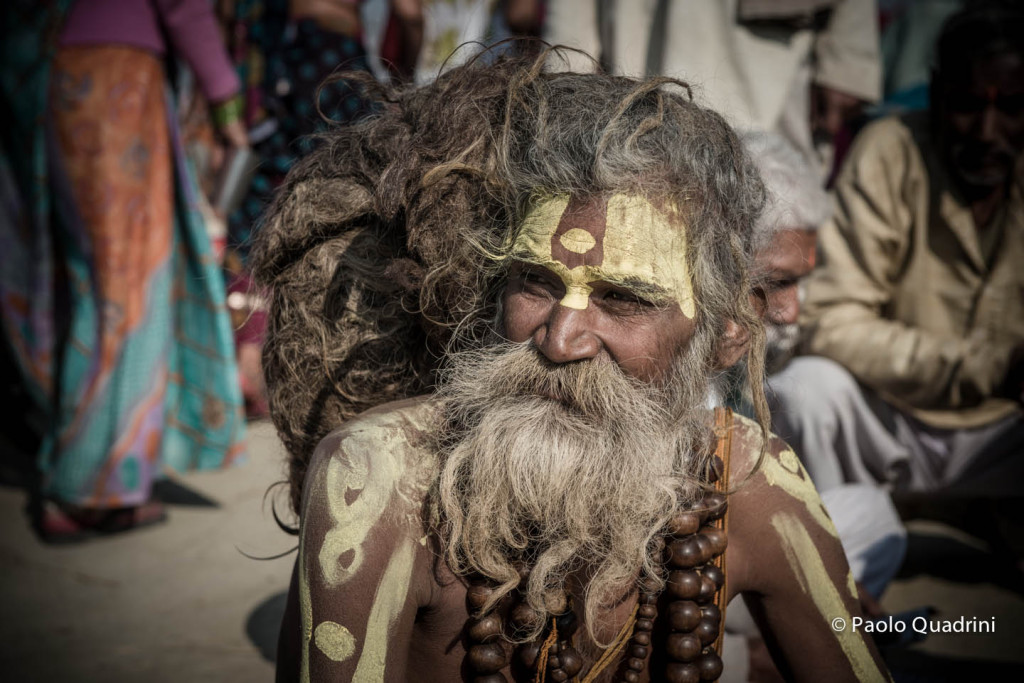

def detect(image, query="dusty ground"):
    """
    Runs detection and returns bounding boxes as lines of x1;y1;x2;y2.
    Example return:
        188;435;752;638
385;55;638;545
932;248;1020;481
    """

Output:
0;420;1021;682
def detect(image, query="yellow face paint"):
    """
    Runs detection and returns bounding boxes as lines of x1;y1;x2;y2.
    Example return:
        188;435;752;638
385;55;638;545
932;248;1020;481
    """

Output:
771;513;890;683
512;194;697;317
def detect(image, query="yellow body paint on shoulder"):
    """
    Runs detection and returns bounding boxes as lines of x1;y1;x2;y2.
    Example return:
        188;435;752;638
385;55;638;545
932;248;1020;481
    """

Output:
319;405;434;586
761;447;839;539
771;512;891;683
352;538;417;682
514;194;697;316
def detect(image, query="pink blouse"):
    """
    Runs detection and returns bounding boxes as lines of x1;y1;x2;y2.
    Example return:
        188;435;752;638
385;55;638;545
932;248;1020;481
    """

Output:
60;0;241;103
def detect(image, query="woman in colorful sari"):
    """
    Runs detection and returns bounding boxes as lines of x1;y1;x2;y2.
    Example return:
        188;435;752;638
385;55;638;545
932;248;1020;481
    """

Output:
0;0;247;540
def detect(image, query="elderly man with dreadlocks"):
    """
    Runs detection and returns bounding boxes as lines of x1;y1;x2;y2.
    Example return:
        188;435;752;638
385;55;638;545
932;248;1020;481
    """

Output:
255;52;890;683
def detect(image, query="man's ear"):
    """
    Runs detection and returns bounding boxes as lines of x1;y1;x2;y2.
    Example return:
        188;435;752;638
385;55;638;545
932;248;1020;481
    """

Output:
716;319;750;369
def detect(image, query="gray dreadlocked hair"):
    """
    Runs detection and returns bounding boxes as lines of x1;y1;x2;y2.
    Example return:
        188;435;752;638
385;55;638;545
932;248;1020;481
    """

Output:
251;47;769;515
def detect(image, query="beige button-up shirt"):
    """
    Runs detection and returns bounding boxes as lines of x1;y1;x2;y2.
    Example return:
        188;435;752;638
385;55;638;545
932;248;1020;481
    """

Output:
802;113;1024;429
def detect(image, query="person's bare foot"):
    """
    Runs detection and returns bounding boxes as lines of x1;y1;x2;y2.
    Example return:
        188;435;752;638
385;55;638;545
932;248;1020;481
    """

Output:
36;499;167;543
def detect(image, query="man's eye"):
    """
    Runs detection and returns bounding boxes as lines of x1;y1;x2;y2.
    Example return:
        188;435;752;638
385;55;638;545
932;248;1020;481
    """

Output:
766;278;797;292
522;271;552;287
603;290;654;308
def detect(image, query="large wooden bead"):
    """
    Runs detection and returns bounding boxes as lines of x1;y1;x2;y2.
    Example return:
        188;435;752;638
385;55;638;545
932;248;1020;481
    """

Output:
467;614;503;643
467;584;495;611
554;609;578;637
710;456;725;482
695;619;719;646
623;671;640;683
667;512;701;536
639;590;660;605
696;574;718;603
640;572;663;595
549;672;568;683
703;493;727;521
560;647;583;677
667;538;703;569
468;643;507;674
701;604;721;623
627;657;646;671
698;652;724;680
666;633;702;661
700;527;728;555
633;631;651;646
685;500;711;526
636;618;655;632
509;603;540;630
638;604;658;619
665;661;702;683
703;565;725;590
630;644;649;659
667;600;701;631
693;535;714;564
667;570;702;599
515;642;540;670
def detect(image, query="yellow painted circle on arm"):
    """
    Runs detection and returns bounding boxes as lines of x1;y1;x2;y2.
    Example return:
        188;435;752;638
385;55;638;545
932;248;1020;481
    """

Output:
314;621;357;662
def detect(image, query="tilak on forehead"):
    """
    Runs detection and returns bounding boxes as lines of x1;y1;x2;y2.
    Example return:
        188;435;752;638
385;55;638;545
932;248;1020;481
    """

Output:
512;194;697;317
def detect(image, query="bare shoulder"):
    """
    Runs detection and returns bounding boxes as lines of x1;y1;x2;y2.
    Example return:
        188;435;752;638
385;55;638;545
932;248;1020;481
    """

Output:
301;396;440;586
290;397;443;681
724;413;847;595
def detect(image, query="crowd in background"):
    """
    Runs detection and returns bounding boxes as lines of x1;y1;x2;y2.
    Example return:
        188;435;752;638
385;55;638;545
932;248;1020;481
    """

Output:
1;0;1021;679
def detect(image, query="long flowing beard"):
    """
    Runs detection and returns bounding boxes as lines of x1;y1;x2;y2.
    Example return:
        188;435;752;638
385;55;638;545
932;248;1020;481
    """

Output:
433;341;715;642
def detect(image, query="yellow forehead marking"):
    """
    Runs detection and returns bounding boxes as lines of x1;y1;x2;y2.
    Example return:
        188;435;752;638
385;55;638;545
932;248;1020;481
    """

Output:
514;194;697;317
560;228;597;254
771;513;889;682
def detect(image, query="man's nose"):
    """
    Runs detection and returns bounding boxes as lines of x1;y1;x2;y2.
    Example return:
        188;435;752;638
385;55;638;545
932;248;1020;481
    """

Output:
977;103;999;143
534;304;602;364
772;290;800;326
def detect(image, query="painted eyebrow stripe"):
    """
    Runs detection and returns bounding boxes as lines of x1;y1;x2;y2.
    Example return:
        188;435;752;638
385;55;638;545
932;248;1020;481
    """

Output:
513;193;696;317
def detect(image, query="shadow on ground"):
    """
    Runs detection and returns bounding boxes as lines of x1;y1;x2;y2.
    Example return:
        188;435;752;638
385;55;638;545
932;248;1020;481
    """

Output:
247;590;288;662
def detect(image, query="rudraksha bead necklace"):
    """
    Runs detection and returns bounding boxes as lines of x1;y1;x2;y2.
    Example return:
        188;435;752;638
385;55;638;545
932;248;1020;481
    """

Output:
462;483;729;683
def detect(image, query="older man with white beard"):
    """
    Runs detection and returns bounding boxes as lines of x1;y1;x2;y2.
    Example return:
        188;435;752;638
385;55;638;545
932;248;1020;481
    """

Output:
255;53;890;682
709;134;907;681
742;132;907;606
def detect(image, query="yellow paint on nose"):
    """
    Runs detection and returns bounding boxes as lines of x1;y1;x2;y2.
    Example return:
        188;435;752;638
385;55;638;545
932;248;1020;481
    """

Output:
560;284;593;310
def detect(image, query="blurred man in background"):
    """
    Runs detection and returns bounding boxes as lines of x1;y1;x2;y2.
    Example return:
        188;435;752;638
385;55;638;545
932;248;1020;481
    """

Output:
770;1;1024;561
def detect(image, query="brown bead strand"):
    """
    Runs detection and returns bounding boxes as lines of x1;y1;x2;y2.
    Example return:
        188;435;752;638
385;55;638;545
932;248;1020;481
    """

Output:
461;487;729;683
661;489;728;683
464;580;511;682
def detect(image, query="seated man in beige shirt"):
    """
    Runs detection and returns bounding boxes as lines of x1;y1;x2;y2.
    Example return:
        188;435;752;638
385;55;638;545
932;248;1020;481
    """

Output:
770;3;1024;548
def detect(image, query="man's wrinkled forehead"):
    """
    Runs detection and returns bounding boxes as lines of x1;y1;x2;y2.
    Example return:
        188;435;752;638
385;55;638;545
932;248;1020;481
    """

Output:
511;193;696;317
